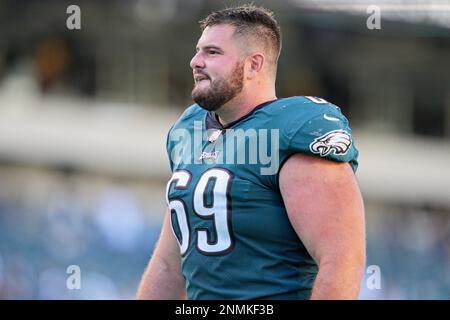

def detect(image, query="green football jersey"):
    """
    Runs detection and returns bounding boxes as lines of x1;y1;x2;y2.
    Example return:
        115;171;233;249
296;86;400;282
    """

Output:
165;96;359;299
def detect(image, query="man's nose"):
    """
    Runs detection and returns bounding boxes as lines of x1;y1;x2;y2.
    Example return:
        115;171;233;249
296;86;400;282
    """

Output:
190;51;205;69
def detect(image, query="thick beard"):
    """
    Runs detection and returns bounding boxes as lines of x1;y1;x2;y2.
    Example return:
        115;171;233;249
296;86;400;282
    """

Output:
192;61;244;112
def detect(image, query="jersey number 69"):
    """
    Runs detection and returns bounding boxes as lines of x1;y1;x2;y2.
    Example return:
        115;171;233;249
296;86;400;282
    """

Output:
166;168;234;256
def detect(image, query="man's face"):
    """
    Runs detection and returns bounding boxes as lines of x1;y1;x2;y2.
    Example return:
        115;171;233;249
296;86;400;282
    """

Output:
190;24;245;111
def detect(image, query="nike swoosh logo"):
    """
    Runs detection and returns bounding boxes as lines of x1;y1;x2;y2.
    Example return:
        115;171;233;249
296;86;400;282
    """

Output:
324;114;340;122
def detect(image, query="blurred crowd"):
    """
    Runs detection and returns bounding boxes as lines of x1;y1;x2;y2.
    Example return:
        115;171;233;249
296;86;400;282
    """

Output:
0;167;449;299
360;202;450;299
0;167;164;299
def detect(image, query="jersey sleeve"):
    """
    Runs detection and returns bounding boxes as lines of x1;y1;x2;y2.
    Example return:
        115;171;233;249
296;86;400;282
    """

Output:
166;126;174;172
287;111;359;172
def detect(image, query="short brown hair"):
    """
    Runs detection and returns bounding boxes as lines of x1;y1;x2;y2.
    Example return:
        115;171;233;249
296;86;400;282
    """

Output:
199;5;282;68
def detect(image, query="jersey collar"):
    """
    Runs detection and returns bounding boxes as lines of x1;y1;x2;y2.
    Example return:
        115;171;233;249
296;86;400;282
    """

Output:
205;99;279;131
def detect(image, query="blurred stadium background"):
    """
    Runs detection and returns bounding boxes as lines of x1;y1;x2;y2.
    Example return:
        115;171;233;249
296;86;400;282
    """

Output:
0;0;449;299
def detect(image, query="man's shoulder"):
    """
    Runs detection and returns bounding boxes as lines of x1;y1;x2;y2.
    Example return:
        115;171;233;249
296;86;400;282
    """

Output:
178;103;206;121
171;103;206;130
266;96;346;126
275;96;358;172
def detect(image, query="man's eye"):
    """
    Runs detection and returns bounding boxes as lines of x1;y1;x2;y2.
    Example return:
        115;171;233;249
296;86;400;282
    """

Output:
208;50;218;55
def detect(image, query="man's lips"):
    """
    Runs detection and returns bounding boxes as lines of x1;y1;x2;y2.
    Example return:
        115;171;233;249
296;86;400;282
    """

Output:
194;74;210;82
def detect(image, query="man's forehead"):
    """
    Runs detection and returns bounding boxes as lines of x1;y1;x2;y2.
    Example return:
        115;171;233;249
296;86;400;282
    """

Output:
196;24;236;48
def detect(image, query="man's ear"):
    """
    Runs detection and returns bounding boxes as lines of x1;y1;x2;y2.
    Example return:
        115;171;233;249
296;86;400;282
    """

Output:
246;53;265;79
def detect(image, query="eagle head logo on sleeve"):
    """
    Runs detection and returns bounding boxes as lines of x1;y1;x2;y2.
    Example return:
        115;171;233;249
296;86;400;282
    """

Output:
309;130;352;157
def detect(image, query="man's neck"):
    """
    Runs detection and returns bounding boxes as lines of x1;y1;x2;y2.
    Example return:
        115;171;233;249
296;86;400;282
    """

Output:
215;90;277;126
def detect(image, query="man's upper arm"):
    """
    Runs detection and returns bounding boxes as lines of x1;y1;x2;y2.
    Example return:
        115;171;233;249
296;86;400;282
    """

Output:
152;211;183;272
137;210;186;299
279;153;365;266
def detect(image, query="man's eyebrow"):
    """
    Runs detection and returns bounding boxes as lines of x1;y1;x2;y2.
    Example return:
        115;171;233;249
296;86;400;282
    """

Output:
196;45;224;52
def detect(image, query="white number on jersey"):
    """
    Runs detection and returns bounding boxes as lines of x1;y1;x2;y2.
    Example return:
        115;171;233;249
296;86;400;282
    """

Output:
166;168;233;256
